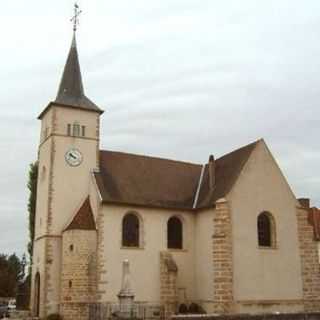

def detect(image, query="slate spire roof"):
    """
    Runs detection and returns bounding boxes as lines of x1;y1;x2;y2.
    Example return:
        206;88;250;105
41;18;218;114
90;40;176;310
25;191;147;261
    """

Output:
54;33;103;114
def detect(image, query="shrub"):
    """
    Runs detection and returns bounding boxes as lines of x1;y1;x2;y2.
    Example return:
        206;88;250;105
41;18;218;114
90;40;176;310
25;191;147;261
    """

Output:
178;304;188;314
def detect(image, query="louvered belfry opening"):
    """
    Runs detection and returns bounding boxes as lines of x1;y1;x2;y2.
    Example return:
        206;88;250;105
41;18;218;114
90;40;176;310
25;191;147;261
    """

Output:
122;213;140;247
257;212;272;247
167;216;183;249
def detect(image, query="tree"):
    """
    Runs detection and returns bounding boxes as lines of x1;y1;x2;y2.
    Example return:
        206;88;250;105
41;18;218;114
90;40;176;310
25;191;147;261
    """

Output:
27;161;38;266
0;254;9;296
0;254;25;297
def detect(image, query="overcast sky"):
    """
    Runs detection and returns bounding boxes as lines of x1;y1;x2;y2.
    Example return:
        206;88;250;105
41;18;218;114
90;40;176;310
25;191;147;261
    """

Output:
0;0;319;257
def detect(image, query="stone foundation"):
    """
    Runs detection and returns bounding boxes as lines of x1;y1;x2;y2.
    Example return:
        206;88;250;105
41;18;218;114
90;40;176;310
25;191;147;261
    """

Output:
61;230;97;320
296;206;320;312
60;302;90;320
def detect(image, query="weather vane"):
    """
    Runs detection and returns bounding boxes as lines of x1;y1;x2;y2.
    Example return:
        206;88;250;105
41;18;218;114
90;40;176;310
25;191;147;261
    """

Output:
71;3;82;32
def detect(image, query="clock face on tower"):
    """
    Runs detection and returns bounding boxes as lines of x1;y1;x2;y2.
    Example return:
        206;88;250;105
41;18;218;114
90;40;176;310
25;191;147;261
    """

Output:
65;148;83;167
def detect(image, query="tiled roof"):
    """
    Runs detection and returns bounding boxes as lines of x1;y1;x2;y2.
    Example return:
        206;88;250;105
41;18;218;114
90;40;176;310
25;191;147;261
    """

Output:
94;140;259;210
196;140;258;208
65;197;96;231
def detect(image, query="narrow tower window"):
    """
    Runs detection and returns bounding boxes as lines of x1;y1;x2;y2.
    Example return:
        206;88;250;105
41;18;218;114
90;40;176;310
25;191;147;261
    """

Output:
67;124;71;136
81;125;86;137
73;122;80;137
122;213;140;247
168;216;183;249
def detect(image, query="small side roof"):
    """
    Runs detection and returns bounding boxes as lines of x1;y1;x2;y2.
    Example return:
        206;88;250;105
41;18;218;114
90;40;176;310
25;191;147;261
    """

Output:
64;197;96;231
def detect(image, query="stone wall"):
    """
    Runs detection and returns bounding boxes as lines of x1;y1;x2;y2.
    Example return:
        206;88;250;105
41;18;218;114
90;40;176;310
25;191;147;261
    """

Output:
61;229;97;320
212;199;234;314
96;203;107;302
297;205;320;312
60;302;90;320
160;251;178;318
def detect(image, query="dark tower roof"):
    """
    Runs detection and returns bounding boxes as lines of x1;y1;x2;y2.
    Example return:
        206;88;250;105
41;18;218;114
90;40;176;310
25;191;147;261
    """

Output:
54;33;103;113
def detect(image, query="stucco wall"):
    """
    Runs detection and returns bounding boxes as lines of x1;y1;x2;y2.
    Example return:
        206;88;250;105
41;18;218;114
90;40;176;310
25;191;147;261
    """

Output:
50;106;100;234
51;138;98;233
35;136;52;238
195;209;214;308
228;140;303;313
45;237;62;315
98;205;196;304
35;105;100;236
40;107;53;144
54;106;99;139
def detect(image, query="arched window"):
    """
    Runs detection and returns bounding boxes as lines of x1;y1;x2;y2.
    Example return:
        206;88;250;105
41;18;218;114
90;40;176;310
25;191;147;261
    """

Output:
122;213;140;247
257;212;275;247
167;216;183;249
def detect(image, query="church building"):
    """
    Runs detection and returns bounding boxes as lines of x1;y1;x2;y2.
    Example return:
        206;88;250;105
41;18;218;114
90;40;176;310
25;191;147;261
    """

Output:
30;28;320;320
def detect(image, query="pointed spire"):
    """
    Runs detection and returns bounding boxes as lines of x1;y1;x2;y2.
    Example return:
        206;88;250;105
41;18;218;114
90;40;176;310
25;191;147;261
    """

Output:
71;32;76;47
54;33;102;113
56;33;84;101
38;5;103;120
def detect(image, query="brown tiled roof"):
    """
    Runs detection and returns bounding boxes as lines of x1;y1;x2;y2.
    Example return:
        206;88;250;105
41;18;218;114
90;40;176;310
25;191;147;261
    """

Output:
65;197;96;231
95;151;202;210
94;140;259;210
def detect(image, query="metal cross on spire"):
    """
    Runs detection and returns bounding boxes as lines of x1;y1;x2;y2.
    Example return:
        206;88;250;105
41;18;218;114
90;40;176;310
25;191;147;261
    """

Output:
71;3;82;32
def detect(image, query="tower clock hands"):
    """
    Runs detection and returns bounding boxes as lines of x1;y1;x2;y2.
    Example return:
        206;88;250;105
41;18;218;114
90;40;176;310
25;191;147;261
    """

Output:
65;148;83;166
69;153;77;159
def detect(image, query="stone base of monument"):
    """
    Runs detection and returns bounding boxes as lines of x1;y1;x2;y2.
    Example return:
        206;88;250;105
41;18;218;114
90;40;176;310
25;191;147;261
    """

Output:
116;260;135;319
116;295;135;319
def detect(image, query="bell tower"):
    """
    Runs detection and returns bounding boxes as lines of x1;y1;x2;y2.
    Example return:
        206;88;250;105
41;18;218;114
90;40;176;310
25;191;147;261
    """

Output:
31;7;103;316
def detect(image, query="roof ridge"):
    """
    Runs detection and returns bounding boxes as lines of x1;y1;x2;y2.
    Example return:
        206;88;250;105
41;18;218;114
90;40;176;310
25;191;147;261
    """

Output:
99;149;203;167
96;139;263;211
216;139;261;161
